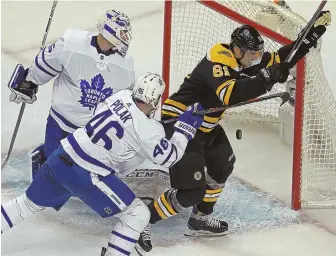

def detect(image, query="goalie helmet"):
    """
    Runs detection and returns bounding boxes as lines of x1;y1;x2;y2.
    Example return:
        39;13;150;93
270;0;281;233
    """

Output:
97;10;132;56
231;25;264;52
132;73;166;111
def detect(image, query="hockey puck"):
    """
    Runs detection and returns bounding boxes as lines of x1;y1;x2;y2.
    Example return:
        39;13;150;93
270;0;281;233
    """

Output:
236;129;242;140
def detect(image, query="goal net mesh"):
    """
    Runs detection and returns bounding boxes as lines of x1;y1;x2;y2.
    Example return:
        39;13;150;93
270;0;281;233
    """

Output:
167;0;336;208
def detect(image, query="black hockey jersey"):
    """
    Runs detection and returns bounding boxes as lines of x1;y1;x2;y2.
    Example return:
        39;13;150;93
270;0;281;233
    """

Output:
162;42;297;132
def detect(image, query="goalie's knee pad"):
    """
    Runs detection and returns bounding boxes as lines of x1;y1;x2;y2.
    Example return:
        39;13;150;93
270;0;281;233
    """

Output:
1;193;45;233
28;144;45;181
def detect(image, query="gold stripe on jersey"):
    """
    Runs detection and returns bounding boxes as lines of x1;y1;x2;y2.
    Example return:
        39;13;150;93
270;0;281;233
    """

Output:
207;43;239;71
161;110;179;117
223;80;235;105
275;52;280;63
216;79;236;104
164;99;187;112
266;52;275;67
266;52;281;67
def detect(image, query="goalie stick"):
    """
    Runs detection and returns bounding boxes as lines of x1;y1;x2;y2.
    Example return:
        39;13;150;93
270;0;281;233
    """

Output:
1;0;58;170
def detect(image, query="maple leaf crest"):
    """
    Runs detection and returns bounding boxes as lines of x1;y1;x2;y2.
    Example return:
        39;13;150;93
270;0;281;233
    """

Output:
79;74;113;110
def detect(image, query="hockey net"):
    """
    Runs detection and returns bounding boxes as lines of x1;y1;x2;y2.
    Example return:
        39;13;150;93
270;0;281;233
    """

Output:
162;0;336;209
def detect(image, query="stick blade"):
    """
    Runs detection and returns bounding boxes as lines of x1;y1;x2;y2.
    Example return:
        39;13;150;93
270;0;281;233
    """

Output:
280;92;291;106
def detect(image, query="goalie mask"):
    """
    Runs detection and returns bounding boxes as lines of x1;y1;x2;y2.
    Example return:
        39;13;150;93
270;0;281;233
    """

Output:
132;73;166;113
97;10;132;57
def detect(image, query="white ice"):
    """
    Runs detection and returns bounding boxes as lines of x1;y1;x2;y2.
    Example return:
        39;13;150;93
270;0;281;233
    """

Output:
1;1;336;256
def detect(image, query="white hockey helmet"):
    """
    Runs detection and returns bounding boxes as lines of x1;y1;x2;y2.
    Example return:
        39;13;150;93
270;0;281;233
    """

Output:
97;10;132;56
132;73;166;111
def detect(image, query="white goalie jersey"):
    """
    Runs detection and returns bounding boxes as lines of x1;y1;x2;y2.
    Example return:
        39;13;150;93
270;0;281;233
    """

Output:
26;28;135;133
61;90;189;176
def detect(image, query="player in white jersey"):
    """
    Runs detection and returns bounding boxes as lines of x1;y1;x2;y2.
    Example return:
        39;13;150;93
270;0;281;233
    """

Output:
7;10;135;181
1;73;205;256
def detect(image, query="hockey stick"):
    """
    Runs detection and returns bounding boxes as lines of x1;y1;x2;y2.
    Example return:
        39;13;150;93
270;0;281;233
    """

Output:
284;0;327;63
1;0;58;170
163;0;326;124
162;92;290;123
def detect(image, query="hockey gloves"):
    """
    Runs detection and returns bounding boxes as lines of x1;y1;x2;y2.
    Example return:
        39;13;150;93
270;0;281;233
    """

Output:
259;63;290;91
8;64;38;104
174;102;204;141
301;11;331;49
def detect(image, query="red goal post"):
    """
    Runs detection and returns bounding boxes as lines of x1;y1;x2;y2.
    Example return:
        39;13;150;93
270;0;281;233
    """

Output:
161;0;336;210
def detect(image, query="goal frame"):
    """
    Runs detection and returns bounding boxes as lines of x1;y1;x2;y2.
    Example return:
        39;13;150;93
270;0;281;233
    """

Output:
161;0;306;210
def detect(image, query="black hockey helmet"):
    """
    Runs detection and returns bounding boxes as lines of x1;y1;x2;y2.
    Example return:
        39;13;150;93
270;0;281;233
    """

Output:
230;25;264;52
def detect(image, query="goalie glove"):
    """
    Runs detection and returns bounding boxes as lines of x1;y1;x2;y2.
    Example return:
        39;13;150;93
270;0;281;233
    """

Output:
8;64;38;104
301;11;331;49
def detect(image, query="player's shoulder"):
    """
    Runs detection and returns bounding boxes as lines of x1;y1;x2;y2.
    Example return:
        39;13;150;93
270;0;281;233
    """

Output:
107;53;134;71
111;90;165;138
136;117;165;141
206;43;239;70
62;28;91;42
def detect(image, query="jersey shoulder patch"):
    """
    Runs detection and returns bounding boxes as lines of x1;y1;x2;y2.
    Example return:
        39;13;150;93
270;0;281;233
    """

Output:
206;43;239;70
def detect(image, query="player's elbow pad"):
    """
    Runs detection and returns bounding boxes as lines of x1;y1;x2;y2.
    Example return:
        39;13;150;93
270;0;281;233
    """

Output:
153;133;188;168
228;76;267;105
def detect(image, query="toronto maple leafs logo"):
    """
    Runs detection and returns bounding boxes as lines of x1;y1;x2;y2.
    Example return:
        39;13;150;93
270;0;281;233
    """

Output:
79;74;113;110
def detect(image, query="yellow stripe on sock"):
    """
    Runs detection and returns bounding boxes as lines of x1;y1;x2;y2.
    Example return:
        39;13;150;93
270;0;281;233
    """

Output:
160;194;177;215
154;201;168;219
206;188;223;194
202;197;219;203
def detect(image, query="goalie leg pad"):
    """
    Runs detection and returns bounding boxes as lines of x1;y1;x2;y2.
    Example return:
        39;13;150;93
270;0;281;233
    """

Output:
106;198;150;256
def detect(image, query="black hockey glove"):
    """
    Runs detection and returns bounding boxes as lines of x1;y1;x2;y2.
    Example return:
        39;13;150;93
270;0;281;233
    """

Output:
258;63;290;91
300;11;331;49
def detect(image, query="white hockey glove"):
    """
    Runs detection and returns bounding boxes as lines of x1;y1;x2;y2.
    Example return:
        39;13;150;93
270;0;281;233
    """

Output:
8;64;38;104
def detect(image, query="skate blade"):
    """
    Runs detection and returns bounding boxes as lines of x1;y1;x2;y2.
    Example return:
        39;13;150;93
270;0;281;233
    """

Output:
134;244;147;256
184;228;228;237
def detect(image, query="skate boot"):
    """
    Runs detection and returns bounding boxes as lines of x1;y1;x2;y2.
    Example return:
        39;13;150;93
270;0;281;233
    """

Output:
184;207;228;237
134;224;152;256
100;247;108;256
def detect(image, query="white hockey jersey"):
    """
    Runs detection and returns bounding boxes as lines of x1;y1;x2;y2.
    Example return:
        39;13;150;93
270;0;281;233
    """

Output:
60;90;189;176
26;28;135;133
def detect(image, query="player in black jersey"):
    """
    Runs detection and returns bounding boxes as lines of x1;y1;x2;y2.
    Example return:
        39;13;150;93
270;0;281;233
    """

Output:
135;10;331;256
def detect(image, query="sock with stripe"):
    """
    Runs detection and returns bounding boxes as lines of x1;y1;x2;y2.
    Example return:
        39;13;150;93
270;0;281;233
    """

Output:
1;193;45;233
